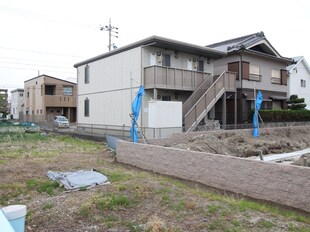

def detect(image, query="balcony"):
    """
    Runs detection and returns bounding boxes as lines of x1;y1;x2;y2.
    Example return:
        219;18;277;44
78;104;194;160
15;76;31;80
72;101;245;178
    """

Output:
44;95;76;107
144;66;211;91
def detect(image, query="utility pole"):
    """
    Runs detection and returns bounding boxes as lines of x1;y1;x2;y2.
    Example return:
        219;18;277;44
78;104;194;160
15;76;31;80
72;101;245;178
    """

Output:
100;18;119;51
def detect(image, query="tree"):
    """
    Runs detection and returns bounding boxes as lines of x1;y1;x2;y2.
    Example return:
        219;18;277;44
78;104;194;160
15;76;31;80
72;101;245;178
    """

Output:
286;95;307;110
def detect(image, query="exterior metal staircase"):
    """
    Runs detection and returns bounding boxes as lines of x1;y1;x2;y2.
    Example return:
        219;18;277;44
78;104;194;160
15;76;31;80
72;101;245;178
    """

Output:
183;71;236;132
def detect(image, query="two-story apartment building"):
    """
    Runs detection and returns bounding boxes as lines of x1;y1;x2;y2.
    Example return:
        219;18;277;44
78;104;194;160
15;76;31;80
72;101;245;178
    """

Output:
10;88;24;120
207;32;292;123
286;56;310;110
74;36;237;137
0;89;8;116
24;75;77;123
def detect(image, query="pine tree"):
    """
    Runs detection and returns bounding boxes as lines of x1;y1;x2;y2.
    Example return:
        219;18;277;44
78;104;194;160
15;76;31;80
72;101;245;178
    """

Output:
286;95;307;110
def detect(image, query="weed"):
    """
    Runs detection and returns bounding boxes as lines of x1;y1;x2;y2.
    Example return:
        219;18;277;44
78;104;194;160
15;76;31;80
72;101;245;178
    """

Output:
161;194;170;204
107;171;132;182
289;225;310;232
79;203;92;217
95;194;130;211
257;219;274;228
118;185;126;191
42;202;54;210
0;159;6;164
208;204;221;214
145;215;166;232
231;220;240;227
26;179;62;196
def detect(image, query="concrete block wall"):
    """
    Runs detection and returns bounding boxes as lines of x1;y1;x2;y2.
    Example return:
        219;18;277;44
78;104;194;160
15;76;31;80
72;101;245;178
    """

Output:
116;141;310;213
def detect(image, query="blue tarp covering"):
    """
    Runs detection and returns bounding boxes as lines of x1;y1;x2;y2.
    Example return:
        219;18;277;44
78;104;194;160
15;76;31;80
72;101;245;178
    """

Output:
47;169;110;190
252;91;263;137
130;86;144;143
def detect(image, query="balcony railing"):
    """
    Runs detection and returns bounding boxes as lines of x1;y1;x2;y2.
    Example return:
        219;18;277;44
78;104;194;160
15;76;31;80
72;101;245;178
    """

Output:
144;66;211;91
44;95;76;107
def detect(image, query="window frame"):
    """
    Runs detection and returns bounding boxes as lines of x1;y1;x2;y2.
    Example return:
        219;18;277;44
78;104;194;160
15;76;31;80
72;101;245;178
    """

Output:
301;79;306;88
84;98;89;117
63;86;73;96
271;69;281;84
85;64;90;84
249;64;260;81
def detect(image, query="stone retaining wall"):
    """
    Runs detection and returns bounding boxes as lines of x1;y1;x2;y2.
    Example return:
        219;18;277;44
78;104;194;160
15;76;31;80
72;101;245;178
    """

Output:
116;141;310;213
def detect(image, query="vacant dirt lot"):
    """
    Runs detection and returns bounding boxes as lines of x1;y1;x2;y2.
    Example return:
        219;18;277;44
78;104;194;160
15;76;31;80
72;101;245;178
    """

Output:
154;126;310;160
0;131;309;231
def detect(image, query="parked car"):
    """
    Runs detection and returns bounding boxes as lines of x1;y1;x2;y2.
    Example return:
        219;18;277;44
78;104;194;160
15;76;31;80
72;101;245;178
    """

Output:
54;116;69;128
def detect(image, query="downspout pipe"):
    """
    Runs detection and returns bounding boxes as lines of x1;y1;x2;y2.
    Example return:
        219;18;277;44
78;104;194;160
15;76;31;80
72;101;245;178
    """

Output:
237;51;243;124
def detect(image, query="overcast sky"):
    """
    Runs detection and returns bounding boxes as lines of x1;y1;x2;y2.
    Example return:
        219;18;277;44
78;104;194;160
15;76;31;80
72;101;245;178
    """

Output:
1;0;309;93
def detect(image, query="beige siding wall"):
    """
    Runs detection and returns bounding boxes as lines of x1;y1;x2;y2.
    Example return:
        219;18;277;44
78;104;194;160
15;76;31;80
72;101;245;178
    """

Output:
117;141;310;213
77;47;142;125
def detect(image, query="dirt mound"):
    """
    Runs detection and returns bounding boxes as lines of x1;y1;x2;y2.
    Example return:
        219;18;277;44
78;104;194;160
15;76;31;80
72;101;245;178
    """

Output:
170;126;310;158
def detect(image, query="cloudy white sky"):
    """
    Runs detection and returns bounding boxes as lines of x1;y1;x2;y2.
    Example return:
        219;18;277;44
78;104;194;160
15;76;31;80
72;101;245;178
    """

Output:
0;0;309;93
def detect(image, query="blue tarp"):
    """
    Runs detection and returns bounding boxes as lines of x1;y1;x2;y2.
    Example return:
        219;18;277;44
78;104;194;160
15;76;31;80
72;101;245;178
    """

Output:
130;86;145;143
252;91;263;137
47;169;110;190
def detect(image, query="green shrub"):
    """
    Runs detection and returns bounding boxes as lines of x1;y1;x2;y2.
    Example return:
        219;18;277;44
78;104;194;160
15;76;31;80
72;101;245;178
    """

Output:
249;110;310;122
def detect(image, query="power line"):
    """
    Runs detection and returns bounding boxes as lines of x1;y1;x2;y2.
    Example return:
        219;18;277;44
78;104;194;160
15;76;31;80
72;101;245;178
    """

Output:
0;65;75;75
0;61;73;70
0;46;86;58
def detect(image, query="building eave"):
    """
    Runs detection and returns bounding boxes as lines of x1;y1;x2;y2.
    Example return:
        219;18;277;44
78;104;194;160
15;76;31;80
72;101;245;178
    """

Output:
24;74;77;85
231;50;292;63
74;35;226;68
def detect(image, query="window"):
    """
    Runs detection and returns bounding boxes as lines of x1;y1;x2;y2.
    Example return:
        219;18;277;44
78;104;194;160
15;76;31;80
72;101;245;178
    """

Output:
163;54;171;67
301;79;306;88
198;60;204;72
249;64;260;81
27;92;29;98
84;98;89;117
228;62;239;80
63;86;73;96
85;65;90;83
45;85;56;95
19;93;23;97
162;96;171;101
271;69;281;84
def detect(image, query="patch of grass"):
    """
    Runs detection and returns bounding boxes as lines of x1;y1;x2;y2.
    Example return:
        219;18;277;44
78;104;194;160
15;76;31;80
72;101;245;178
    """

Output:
104;215;119;228
118;185;126;191
173;200;185;212
288;224;310;232
26;179;62;196
0;183;24;205
42;202;54;210
0;132;47;143
161;194;170;204
257;219;274;228
94;193;131;211
231;220;240;227
79;202;92;217
0;159;6;164
55;135;103;152
208;204;221;214
106;171;132;182
197;190;310;225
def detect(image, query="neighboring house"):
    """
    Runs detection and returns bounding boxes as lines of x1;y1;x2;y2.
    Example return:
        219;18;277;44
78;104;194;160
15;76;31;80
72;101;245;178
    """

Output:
207;32;292;124
74;36;237;137
286;56;310;110
10;88;24;120
24;75;77;123
0;89;8;116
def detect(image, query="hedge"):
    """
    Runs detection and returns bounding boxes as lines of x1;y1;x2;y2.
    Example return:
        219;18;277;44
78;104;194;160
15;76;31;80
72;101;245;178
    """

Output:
249;110;310;122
